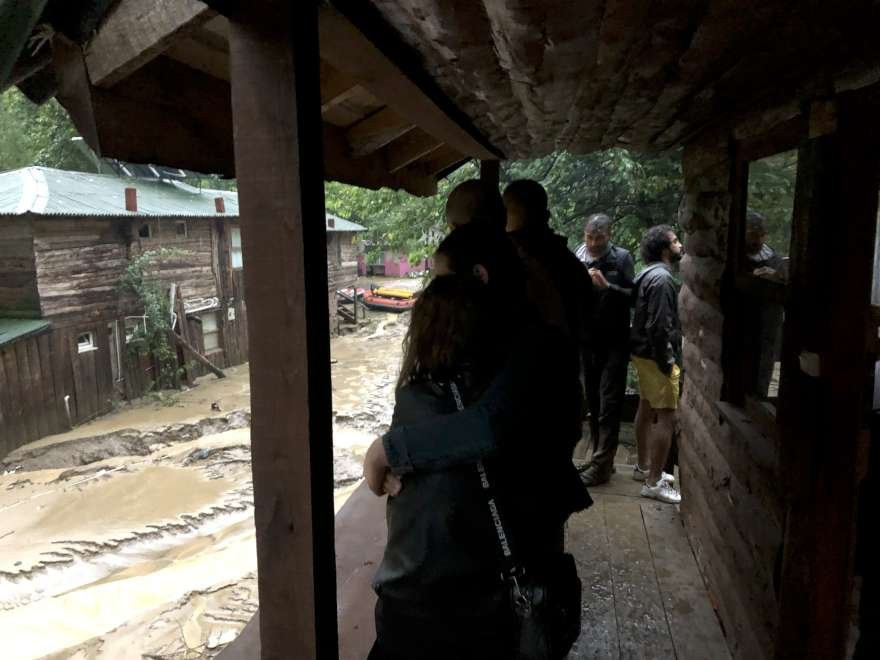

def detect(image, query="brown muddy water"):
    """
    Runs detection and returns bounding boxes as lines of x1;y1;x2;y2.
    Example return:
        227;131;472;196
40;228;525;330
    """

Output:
0;293;413;659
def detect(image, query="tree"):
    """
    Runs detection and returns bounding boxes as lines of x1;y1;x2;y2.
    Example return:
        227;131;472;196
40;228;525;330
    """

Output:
0;88;95;172
325;149;684;267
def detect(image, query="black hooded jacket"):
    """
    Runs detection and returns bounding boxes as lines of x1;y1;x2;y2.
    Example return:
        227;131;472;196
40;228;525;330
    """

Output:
630;262;681;374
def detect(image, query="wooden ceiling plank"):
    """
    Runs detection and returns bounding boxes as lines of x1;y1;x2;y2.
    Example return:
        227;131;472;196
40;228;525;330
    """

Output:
384;128;443;173
165;36;230;80
318;4;500;160
320;61;361;112
408;144;467;177
85;0;215;87
345;107;416;157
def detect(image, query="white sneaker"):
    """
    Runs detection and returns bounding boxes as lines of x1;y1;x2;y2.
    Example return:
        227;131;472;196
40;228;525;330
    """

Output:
632;464;675;484
641;480;682;504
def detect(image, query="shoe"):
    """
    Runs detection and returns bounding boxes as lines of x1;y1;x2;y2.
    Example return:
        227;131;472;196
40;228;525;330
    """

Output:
641;480;682;504
579;467;610;487
632;464;674;484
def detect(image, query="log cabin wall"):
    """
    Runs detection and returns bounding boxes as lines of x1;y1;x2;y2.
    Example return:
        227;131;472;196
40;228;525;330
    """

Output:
678;128;784;659
0;214;253;459
0;217;39;318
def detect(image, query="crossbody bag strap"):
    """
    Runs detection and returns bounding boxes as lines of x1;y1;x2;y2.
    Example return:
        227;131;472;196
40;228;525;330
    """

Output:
449;381;525;588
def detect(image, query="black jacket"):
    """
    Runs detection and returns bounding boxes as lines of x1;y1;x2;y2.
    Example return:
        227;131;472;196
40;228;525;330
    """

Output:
630;263;681;374
508;226;594;346
376;324;592;610
579;244;635;349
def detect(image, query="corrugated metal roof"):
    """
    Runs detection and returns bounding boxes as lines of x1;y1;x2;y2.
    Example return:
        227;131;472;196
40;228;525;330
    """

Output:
0;167;239;218
0;317;50;347
326;213;366;232
0;168;368;232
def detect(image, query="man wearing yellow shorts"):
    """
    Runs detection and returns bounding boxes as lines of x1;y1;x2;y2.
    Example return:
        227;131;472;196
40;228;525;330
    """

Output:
630;225;683;504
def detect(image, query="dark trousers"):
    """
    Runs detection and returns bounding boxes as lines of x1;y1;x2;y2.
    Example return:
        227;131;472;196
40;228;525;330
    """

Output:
369;594;515;660
583;345;629;478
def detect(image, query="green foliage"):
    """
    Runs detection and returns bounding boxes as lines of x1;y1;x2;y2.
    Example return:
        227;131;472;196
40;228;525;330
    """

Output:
117;249;183;390
325;162;480;265
502;149;683;264
324;150;684;268
747;149;798;254
0;88;95;172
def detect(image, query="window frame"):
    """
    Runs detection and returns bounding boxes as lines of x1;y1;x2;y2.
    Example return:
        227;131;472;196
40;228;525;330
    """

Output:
721;117;807;426
200;311;221;353
230;226;243;270
76;331;97;354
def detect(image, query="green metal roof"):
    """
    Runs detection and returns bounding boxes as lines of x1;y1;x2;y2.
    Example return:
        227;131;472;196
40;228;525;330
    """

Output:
0;167;239;217
0;317;50;347
0;168;366;232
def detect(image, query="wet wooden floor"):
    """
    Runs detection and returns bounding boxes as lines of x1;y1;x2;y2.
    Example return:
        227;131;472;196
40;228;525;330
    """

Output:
223;470;731;660
567;466;731;660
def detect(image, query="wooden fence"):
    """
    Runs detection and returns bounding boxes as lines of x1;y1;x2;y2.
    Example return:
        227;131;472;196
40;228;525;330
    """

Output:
0;327;116;459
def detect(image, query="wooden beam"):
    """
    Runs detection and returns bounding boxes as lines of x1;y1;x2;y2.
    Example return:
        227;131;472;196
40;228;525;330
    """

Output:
410;144;468;177
345;107;415;157
384;128;442;173
320;60;360;113
323;124;437;196
318;4;501;160
164;33;230;81
228;4;338;658
167;329;224;380
85;0;215;87
775;86;880;659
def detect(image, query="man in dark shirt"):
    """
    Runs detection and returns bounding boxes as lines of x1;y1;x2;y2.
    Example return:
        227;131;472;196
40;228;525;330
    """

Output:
574;213;635;486
503;179;593;346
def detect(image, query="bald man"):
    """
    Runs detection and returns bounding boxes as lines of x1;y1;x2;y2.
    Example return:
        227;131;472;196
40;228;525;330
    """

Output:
444;179;505;231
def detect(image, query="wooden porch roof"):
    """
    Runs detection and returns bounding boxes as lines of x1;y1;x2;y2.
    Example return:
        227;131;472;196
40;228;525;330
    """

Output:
5;1;880;197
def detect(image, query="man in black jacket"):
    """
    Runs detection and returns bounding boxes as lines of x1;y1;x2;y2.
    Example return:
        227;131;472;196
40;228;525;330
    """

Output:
503;179;593;346
575;213;635;486
630;225;683;504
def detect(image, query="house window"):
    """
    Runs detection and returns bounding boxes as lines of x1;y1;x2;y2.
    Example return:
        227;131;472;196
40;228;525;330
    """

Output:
230;226;243;269
176;221;187;237
201;312;220;352
77;331;97;353
725;146;799;415
138;223;151;238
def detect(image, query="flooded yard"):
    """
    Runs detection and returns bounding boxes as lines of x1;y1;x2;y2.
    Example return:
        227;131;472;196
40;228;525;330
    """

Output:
0;284;412;659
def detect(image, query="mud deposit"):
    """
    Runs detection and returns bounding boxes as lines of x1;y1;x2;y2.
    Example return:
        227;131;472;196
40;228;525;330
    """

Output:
0;304;410;659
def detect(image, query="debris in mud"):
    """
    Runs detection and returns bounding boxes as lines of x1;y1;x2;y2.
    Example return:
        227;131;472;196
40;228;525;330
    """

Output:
1;411;251;473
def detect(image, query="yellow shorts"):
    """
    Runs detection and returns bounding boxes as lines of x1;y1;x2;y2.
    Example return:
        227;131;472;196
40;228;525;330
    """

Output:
631;356;680;410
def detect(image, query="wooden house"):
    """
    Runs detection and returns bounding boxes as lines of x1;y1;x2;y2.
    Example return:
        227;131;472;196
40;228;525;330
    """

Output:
0;166;247;456
0;167;366;456
3;1;880;658
325;212;365;328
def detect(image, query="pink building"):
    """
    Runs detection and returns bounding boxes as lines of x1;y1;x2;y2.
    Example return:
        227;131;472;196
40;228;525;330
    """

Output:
358;250;431;277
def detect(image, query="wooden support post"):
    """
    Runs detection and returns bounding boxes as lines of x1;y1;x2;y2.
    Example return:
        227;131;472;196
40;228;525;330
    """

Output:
228;3;338;659
775;88;880;659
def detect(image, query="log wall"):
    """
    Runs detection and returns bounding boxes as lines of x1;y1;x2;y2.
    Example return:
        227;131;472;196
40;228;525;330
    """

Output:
0;215;252;458
678;130;784;659
0;217;39;317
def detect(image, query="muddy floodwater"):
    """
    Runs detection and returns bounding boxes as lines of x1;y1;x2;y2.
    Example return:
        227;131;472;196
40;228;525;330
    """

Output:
0;284;412;659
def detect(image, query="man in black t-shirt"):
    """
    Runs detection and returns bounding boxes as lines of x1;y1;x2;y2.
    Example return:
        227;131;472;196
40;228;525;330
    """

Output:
575;213;635;486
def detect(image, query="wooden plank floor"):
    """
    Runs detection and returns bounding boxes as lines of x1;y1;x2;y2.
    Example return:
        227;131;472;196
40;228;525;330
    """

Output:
568;465;731;660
